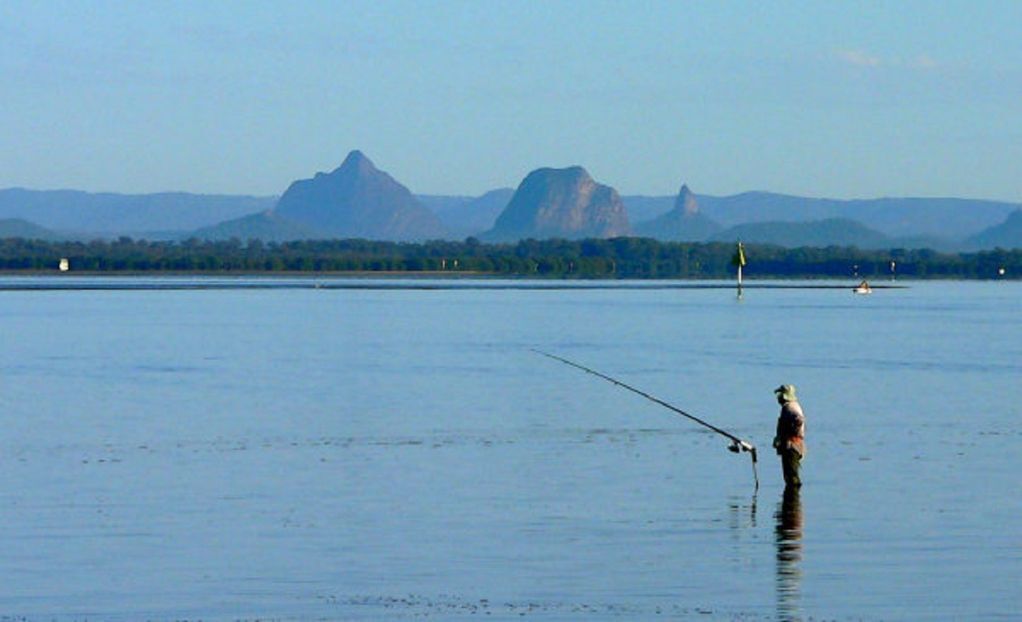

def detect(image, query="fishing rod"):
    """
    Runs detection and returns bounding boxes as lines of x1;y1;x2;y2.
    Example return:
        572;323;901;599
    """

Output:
532;349;758;489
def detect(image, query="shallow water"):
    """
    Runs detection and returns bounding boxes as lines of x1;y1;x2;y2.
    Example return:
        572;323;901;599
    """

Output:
0;277;1018;620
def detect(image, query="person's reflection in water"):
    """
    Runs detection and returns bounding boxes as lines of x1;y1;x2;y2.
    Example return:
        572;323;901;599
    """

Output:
727;494;757;533
775;486;803;622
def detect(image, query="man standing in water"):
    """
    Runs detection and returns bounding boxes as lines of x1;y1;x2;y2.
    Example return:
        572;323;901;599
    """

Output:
773;385;806;488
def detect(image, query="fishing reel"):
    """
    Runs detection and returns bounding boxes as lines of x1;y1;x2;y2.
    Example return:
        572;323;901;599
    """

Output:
728;439;756;457
728;439;759;489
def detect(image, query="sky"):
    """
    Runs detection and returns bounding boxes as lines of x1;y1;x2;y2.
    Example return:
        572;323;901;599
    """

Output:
2;0;1021;201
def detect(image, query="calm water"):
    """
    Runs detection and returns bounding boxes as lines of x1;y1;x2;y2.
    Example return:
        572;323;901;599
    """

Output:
0;277;1018;621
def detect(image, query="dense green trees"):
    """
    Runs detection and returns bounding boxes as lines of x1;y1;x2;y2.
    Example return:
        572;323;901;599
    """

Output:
0;236;1017;279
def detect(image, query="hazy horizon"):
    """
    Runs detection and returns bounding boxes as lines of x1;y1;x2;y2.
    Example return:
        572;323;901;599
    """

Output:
4;177;1022;206
2;1;1020;202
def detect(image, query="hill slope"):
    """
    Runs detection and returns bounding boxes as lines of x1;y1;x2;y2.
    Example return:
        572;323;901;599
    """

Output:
190;211;321;242
0;188;274;234
964;210;1022;250
710;218;892;249
0;218;62;240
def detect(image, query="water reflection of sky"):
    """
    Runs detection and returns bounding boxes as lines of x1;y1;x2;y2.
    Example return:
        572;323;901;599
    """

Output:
0;279;1018;619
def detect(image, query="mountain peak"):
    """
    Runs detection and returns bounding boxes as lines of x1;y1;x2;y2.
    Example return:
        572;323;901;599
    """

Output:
335;150;377;175
563;165;590;179
633;184;721;242
675;184;699;215
527;165;592;185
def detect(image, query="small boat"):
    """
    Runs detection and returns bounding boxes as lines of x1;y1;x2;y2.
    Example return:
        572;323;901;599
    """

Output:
853;280;872;295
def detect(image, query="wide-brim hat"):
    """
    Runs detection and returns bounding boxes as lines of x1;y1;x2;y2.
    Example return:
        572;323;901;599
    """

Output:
774;384;797;402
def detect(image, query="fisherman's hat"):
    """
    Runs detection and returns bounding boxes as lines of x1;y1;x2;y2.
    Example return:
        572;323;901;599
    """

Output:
774;384;797;402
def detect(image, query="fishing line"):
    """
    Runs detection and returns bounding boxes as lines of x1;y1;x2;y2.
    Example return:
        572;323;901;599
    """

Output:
532;349;759;489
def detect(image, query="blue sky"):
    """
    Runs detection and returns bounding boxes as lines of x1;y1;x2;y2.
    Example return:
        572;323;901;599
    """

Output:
2;1;1020;201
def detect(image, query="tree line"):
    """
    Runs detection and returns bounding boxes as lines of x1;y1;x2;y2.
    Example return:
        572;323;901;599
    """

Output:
0;236;1017;279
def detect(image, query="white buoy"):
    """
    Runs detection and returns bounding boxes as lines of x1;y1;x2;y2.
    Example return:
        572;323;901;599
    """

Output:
58;258;69;272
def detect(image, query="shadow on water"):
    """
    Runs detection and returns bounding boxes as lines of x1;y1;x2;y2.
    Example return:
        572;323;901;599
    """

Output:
775;486;804;622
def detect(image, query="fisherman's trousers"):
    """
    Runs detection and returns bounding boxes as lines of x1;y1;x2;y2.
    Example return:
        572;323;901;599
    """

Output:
781;448;801;488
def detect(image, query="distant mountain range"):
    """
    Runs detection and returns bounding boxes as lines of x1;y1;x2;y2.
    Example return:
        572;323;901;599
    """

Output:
709;218;892;249
419;188;514;239
0;187;274;239
696;192;1017;239
1;150;1020;250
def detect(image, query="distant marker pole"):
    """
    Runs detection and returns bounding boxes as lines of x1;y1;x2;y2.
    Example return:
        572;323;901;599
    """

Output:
732;241;747;298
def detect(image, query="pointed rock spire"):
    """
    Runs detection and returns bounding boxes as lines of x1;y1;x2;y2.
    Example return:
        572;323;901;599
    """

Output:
675;184;699;215
336;149;376;175
632;183;722;241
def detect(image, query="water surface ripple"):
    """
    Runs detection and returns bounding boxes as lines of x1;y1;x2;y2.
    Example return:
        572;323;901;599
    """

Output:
0;278;1018;621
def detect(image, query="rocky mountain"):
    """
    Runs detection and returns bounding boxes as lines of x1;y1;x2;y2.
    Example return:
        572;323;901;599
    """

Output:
483;167;630;241
964;209;1022;250
274;151;447;241
633;185;722;241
